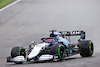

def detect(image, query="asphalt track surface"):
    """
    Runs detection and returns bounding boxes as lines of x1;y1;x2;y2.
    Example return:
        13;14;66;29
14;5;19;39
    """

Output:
0;0;100;67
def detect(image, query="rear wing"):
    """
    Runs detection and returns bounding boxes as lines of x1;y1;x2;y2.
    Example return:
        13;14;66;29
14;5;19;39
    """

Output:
49;30;85;40
59;31;85;39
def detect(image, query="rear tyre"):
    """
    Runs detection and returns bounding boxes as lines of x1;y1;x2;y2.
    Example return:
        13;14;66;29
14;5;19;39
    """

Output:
11;46;26;64
79;40;94;57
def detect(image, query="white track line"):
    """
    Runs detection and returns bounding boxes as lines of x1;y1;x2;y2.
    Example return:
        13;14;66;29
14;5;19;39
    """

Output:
0;0;21;12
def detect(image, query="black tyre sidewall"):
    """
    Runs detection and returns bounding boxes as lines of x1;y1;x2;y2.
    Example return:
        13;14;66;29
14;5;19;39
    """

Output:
11;46;26;58
50;43;66;60
79;40;94;57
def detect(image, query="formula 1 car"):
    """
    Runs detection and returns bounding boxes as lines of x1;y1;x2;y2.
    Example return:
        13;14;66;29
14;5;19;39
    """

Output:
7;30;94;64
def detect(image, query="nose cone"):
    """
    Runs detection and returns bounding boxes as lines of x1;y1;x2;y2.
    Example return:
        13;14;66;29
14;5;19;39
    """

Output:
27;43;48;60
28;46;41;59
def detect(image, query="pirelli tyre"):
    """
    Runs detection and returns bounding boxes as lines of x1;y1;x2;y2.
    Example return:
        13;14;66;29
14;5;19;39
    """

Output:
51;43;66;61
11;46;26;64
57;44;66;60
79;40;94;57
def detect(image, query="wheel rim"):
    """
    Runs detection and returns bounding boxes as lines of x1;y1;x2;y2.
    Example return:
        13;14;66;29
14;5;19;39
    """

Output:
18;48;26;57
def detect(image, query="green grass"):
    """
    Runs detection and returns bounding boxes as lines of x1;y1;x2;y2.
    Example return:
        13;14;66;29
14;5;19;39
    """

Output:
0;0;15;8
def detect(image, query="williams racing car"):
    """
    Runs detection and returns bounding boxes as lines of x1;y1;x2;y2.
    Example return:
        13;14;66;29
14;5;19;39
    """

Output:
7;30;94;64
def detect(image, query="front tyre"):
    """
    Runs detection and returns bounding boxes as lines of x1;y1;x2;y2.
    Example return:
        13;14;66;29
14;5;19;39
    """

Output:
79;40;94;57
11;46;26;64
